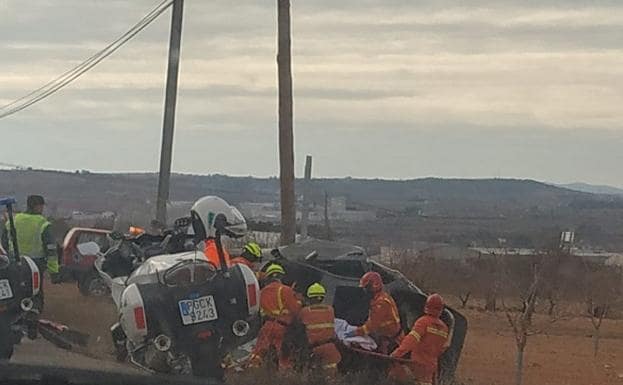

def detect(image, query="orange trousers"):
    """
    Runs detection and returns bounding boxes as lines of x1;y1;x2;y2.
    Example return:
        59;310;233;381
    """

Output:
249;320;292;370
388;361;435;385
310;342;341;374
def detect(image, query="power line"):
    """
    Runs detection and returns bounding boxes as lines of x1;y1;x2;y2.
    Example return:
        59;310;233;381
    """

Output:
0;0;173;118
0;0;173;120
1;0;172;113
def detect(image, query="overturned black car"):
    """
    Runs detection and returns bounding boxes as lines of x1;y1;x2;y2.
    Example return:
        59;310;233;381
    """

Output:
264;239;467;382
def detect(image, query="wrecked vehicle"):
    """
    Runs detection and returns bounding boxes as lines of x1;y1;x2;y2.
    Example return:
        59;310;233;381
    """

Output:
264;239;467;382
58;227;111;296
59;218;194;297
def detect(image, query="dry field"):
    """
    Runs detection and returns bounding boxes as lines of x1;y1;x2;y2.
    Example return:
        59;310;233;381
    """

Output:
40;283;623;385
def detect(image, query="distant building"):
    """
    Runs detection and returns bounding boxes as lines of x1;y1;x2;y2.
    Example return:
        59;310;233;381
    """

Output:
375;243;480;265
68;210;116;228
239;196;375;224
470;247;537;257
572;249;623;265
238;202;281;222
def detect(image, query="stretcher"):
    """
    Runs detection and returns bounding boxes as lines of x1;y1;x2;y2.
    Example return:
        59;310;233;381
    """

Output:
342;345;412;364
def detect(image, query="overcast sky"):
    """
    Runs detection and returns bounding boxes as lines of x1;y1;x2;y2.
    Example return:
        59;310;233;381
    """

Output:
1;0;623;186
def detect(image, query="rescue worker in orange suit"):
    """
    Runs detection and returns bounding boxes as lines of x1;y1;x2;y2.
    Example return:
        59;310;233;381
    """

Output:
230;242;265;281
249;263;302;370
345;271;403;354
230;242;262;269
390;294;449;385
298;283;342;375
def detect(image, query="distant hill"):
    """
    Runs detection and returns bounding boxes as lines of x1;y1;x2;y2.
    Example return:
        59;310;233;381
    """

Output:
309;177;587;211
0;169;592;216
4;169;623;250
556;182;623;196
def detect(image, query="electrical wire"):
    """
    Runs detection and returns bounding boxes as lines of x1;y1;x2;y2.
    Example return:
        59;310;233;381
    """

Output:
0;0;173;119
0;0;173;117
1;0;173;111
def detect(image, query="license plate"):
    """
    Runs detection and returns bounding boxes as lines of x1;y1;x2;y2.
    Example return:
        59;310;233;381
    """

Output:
178;295;218;325
0;279;13;300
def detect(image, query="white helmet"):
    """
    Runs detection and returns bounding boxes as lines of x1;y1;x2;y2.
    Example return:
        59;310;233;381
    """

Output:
190;196;247;240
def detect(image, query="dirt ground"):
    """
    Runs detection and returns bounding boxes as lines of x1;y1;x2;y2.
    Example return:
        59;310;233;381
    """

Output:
42;283;623;385
456;307;623;385
42;282;118;359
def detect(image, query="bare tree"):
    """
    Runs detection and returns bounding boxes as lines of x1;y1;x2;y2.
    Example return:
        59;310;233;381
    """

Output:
391;253;439;292
438;258;476;308
503;265;541;385
583;266;620;357
473;256;501;311
540;252;564;317
538;251;585;317
587;300;609;357
458;291;472;309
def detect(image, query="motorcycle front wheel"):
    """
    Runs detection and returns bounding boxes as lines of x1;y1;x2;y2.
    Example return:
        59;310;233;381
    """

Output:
0;318;15;360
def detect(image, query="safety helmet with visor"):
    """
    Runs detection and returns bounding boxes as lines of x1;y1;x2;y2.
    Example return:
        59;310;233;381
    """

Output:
190;196;247;241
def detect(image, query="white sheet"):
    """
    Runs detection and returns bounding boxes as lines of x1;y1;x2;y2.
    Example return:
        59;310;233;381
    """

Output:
334;318;378;351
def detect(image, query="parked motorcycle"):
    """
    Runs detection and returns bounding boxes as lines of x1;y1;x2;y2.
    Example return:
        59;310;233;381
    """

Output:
99;216;194;280
0;197;41;359
95;197;260;379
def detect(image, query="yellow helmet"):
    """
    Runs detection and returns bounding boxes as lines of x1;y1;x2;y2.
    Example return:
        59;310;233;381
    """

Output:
243;242;262;259
265;263;286;278
306;283;326;299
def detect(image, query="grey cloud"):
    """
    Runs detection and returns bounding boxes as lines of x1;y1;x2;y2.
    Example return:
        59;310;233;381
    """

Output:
298;0;623;9
2;0;623;185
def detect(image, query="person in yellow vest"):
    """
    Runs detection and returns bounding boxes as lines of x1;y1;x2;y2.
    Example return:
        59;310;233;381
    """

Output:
1;195;58;281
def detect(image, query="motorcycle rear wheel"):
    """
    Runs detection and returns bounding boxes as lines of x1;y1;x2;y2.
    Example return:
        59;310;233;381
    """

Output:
191;344;224;380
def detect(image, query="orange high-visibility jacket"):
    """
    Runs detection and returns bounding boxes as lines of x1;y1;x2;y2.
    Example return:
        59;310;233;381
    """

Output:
299;304;337;346
299;304;341;369
203;238;231;268
260;281;302;325
356;291;401;338
230;257;266;281
230;256;253;268
391;314;449;378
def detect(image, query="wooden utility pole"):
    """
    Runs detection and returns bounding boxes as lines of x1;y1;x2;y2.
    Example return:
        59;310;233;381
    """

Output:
156;0;184;224
324;191;333;241
300;155;312;240
277;0;296;245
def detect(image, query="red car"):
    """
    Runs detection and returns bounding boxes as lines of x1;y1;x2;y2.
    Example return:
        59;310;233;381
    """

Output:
59;228;111;296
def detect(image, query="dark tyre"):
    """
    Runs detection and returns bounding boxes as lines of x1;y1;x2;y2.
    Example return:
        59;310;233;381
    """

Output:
33;292;44;314
114;345;127;362
78;270;109;297
111;324;127;362
0;322;14;360
191;344;224;381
